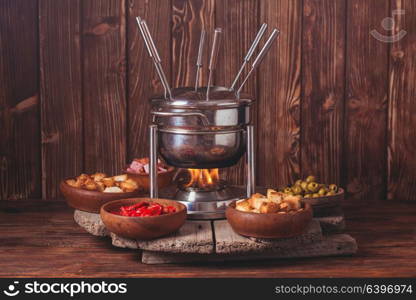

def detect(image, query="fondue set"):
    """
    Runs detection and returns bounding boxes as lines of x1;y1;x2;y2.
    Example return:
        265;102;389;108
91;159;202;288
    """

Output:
136;17;280;219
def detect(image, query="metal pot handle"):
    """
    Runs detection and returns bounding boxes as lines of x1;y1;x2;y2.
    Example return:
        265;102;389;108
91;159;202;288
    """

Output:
151;111;210;126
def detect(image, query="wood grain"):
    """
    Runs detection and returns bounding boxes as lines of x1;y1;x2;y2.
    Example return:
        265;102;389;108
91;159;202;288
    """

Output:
172;0;215;87
127;0;172;161
0;0;40;200
39;0;83;199
215;0;258;185
388;0;416;202
82;0;127;175
301;0;346;185
257;0;302;188
344;0;389;202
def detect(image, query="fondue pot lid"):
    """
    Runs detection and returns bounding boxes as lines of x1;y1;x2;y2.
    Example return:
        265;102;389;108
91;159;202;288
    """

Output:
150;86;253;109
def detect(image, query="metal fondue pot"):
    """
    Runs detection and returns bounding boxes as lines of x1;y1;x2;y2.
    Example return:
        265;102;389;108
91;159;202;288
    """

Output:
150;86;253;169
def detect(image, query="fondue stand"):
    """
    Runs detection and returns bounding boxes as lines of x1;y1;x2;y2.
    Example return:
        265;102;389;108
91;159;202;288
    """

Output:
148;87;256;219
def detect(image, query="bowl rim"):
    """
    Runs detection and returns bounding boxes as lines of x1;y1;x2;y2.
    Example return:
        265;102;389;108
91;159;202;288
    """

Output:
227;200;312;216
100;197;187;219
123;165;175;177
301;187;344;199
60;179;143;196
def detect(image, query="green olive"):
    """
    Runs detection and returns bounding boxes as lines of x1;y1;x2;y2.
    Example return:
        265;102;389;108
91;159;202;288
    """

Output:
307;182;319;193
300;181;309;192
306;175;316;183
326;191;336;196
318;187;327;196
312;193;320;198
292;185;303;195
329;184;338;192
283;187;292;194
294;179;302;186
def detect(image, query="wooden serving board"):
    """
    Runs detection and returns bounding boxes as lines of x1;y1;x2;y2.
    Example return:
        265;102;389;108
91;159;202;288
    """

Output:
74;210;357;264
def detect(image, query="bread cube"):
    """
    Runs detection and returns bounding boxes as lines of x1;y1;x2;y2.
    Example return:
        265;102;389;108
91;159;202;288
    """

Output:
91;172;106;182
248;195;267;210
103;186;123;193
236;200;252;212
259;201;280;214
282;195;302;210
113;174;128;182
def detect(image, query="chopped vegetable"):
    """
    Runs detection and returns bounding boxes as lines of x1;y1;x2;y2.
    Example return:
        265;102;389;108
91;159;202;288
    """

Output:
111;201;177;217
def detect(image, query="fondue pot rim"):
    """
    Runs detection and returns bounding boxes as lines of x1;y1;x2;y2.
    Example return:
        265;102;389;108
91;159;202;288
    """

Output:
150;86;254;109
151;98;253;109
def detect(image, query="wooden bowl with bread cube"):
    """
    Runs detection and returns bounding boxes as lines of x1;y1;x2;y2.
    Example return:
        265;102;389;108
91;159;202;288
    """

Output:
60;173;144;213
226;189;313;239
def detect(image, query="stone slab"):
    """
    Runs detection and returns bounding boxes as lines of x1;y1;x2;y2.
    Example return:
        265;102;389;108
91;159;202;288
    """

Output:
111;221;214;254
215;220;322;254
141;234;357;264
74;210;108;237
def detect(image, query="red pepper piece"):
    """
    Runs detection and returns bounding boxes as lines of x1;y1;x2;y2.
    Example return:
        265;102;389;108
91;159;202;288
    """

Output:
133;206;147;216
139;208;153;217
124;201;148;212
147;204;162;216
165;206;176;214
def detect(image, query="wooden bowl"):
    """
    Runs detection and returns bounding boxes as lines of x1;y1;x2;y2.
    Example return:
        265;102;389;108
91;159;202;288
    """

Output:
124;166;175;192
226;202;313;239
60;181;142;213
100;198;187;240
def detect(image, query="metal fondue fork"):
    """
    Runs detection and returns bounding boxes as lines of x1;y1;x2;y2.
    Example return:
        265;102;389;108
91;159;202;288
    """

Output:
229;23;268;91
194;30;206;92
206;28;222;100
236;28;280;96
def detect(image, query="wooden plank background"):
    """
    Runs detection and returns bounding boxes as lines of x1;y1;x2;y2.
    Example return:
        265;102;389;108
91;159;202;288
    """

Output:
1;0;415;202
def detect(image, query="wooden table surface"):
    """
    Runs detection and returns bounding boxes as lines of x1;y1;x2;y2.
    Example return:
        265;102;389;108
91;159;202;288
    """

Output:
1;199;415;278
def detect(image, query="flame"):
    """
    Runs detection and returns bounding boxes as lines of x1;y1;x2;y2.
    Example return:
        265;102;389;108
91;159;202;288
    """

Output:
184;168;220;189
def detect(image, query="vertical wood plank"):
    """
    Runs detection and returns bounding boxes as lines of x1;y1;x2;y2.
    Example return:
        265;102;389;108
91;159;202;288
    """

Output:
301;0;346;185
216;0;258;185
345;0;389;201
127;0;171;161
83;0;127;175
258;0;302;188
0;0;40;200
39;0;83;199
172;0;215;88
388;0;416;201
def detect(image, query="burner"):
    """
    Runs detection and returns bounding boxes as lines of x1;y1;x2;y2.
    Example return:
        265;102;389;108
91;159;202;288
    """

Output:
170;168;246;219
176;180;230;202
175;185;246;219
